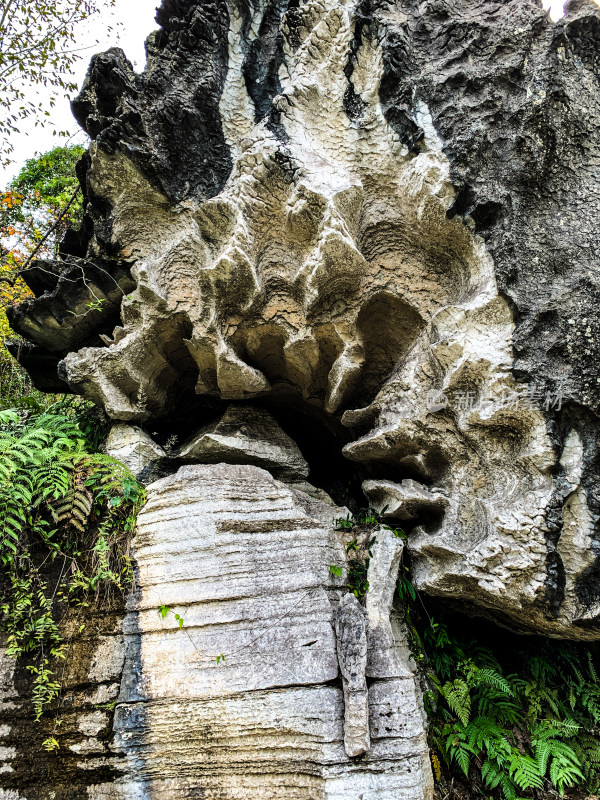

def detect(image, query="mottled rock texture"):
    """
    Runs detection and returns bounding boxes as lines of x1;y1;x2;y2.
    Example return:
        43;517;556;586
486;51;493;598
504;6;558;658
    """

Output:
0;596;128;799
10;0;596;638
105;424;166;477
100;464;432;799
4;0;600;795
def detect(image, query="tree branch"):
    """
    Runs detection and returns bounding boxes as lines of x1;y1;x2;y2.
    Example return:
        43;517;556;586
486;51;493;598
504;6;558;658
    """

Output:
0;185;81;284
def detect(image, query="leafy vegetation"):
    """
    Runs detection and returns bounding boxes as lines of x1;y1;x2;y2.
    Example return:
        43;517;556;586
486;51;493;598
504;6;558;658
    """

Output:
0;145;86;408
332;508;394;600
159;603;184;629
1;144;85;267
1;144;84;283
0;0;116;164
0;403;144;745
0;142;143;747
402;586;600;799
333;509;406;601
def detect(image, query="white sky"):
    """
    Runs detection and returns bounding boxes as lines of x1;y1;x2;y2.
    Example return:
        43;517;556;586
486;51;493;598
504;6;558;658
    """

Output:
0;0;590;187
0;0;158;186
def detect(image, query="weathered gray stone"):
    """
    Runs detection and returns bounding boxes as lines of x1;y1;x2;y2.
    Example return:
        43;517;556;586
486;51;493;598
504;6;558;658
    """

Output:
11;0;599;642
105;424;165;477
177;404;309;481
288;481;337;507
366;528;410;679
107;463;433;799
363;480;448;522
8;0;600;643
5;0;600;794
334;593;370;758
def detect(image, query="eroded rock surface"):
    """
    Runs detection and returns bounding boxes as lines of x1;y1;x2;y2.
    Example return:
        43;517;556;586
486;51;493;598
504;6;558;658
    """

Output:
9;0;600;640
177;403;309;480
105;424;166;477
4;0;600;795
103;464;431;799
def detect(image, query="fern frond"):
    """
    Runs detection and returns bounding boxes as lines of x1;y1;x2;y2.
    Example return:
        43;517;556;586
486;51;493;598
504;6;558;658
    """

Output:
508;752;544;790
587;651;598;683
476;668;514;696
50;469;93;533
442;678;471;725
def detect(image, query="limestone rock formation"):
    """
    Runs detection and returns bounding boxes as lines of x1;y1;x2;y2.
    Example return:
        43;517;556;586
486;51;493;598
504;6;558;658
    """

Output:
105;423;166;477
177;403;309;480
21;0;592;639
3;0;600;795
0;466;432;799
108;464;432;799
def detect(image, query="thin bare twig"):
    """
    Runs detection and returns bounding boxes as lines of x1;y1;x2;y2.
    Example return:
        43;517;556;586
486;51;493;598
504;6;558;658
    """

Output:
0;186;81;284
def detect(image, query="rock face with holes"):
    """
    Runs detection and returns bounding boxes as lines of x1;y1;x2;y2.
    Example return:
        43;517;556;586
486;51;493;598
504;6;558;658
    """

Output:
4;0;600;795
10;0;596;640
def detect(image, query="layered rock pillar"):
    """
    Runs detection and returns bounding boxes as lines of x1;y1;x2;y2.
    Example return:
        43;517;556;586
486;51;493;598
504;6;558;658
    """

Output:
107;464;432;799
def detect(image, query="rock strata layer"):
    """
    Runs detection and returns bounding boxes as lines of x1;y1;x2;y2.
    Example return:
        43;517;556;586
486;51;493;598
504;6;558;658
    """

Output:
0;465;432;799
107;464;432;799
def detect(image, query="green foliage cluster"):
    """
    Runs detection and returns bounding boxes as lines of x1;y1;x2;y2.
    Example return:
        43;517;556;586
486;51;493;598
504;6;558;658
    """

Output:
0;0;116;164
0;145;87;409
333;509;407;601
6;145;85;247
1;144;85;272
0;404;144;740
8;146;84;204
406;604;600;798
159;603;184;629
332;508;393;600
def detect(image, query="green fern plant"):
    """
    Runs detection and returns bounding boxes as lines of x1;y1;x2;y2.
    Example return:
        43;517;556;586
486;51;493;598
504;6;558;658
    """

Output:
397;573;600;799
0;407;145;731
432;627;600;798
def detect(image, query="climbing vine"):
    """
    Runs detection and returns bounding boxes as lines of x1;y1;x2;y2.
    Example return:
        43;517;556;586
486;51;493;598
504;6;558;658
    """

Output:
0;404;145;746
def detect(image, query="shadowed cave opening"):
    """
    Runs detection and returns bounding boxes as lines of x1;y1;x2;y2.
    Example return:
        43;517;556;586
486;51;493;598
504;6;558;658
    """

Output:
415;595;600;667
260;391;363;507
140;384;451;520
142;389;365;507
